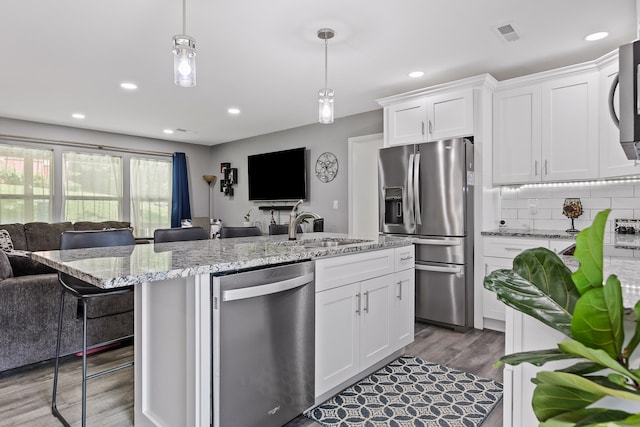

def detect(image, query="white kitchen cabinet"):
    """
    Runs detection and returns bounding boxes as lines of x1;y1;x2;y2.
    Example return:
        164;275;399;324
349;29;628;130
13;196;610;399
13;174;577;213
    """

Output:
493;85;541;184
599;61;640;177
493;70;599;184
315;282;361;395
541;73;599;181
385;88;474;146
481;237;550;331
315;246;415;398
390;267;415;348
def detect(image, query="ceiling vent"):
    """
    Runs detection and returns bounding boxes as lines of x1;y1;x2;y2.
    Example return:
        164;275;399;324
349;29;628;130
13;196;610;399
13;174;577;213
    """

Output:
495;24;520;42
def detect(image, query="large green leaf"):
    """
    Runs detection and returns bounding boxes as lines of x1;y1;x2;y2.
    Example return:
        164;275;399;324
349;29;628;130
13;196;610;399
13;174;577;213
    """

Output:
538;408;635;427
496;348;582;368
513;247;580;314
532;371;640;422
484;247;578;336
558;340;640;384
570;276;624;360
572;209;609;295
623;301;640;361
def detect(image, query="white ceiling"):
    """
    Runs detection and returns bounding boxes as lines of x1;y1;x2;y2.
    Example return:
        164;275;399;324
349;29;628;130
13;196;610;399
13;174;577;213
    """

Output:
1;0;636;146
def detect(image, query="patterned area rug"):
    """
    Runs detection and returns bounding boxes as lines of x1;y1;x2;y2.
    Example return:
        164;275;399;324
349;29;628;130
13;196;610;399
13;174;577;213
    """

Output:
305;356;503;427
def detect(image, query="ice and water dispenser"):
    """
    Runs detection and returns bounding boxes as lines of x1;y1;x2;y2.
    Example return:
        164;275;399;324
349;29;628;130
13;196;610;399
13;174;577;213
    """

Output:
383;187;404;225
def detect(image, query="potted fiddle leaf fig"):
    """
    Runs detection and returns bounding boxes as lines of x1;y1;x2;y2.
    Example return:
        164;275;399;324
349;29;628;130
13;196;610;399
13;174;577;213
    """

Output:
484;209;640;426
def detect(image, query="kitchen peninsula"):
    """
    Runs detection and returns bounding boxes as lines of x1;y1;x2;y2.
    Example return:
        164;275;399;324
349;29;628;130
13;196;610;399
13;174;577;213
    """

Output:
30;232;414;427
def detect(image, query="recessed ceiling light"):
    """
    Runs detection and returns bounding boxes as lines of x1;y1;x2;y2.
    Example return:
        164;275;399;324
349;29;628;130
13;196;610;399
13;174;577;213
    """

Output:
120;82;138;90
408;71;424;78
163;129;174;134
585;32;608;41
71;113;85;119
228;107;241;115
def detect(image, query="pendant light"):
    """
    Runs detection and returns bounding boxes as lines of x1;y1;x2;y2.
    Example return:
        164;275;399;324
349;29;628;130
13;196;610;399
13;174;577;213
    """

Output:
317;28;335;124
172;0;196;87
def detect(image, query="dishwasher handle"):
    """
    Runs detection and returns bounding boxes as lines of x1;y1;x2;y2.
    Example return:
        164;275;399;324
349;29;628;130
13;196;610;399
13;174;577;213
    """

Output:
222;272;314;302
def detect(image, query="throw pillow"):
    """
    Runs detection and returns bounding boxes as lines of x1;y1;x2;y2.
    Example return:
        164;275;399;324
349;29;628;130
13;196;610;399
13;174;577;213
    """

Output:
0;229;14;252
0;248;13;280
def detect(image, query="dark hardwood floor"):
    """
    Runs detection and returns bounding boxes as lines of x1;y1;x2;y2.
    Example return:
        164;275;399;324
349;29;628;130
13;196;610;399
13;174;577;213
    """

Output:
0;323;504;426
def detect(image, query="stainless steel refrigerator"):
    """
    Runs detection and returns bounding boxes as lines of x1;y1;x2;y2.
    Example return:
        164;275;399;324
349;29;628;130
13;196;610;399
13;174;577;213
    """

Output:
378;138;474;330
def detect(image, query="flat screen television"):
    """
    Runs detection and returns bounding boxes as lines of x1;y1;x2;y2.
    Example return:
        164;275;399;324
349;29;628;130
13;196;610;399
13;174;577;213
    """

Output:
248;147;307;201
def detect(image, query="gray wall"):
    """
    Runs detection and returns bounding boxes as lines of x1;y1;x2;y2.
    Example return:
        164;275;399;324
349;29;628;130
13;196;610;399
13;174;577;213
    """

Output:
0;117;212;220
209;110;383;232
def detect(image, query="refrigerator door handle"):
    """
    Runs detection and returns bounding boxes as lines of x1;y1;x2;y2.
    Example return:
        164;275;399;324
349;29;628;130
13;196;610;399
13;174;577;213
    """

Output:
407;153;415;226
414;237;462;246
415;264;462;274
413;152;422;225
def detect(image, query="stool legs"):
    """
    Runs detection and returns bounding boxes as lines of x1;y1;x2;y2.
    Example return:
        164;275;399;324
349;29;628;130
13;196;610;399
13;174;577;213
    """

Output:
52;290;70;426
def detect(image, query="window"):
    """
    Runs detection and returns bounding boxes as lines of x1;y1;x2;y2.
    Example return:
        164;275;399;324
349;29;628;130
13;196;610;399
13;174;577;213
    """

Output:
62;152;123;222
0;145;53;223
130;157;172;237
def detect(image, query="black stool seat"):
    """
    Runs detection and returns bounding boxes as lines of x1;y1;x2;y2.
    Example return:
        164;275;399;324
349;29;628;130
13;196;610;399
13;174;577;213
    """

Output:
219;226;262;238
52;228;136;427
153;226;208;243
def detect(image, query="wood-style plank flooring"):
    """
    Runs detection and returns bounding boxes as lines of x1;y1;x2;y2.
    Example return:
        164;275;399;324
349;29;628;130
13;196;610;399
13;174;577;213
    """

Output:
0;323;504;426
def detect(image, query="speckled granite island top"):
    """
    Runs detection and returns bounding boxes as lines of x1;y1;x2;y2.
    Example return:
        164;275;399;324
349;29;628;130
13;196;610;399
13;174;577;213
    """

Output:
30;233;412;290
481;228;578;240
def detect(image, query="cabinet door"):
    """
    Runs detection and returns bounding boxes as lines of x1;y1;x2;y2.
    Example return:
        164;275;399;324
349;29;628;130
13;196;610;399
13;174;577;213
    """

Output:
493;85;542;184
390;268;415;349
599;62;640;177
386;99;426;146
359;275;392;370
483;257;513;323
315;282;360;396
541;72;599;181
426;89;474;141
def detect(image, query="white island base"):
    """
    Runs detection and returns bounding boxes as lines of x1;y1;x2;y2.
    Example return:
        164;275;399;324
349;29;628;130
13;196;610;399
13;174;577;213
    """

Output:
134;274;211;427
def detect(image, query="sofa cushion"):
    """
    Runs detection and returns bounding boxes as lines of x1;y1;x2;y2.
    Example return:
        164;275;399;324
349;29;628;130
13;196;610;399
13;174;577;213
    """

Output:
0;230;14;252
0;250;13;280
73;221;131;231
0;223;26;250
24;222;74;252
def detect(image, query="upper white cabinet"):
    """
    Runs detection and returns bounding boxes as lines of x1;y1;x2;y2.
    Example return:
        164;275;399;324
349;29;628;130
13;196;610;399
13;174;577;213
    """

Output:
385;88;473;146
599;60;640;177
493;85;541;184
378;75;497;147
493;70;599;184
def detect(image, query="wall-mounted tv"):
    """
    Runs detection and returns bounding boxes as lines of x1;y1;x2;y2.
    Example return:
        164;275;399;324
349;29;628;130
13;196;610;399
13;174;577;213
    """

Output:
248;147;307;201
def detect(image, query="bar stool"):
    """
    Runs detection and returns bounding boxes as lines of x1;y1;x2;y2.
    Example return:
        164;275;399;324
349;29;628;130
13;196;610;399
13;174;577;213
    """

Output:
219;226;262;238
52;228;136;427
153;226;208;243
268;223;302;235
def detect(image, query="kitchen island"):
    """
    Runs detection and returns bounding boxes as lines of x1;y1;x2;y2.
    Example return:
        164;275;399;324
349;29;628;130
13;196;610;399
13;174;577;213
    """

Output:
30;232;414;427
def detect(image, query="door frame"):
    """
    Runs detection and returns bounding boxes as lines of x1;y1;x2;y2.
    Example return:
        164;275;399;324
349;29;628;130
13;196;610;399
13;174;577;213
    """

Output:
347;133;383;236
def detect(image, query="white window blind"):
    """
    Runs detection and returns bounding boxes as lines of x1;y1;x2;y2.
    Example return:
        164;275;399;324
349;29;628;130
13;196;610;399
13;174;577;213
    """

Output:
130;157;172;237
0;145;54;223
62;152;123;222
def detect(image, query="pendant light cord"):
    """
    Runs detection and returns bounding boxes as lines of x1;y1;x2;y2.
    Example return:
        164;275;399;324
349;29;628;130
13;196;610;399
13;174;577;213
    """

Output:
324;38;328;89
182;0;187;34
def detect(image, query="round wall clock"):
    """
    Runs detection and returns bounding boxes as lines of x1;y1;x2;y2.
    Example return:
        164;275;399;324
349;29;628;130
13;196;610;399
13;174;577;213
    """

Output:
315;152;338;183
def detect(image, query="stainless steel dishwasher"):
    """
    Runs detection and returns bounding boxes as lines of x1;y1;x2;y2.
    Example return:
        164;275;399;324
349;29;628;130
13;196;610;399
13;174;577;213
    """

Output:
210;261;315;427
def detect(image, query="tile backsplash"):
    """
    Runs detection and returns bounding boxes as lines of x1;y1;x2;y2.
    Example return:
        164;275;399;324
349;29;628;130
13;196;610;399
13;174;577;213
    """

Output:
499;183;640;234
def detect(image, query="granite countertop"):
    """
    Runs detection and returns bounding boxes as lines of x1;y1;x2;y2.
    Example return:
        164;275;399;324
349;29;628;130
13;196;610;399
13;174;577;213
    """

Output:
481;228;578;240
30;232;412;290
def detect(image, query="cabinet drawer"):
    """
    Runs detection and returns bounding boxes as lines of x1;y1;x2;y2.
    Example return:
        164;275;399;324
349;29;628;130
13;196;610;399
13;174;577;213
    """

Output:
394;245;415;271
483;237;548;258
315;249;395;292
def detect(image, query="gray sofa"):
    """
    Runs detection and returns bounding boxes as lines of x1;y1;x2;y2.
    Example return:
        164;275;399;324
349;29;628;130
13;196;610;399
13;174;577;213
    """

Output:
0;221;134;372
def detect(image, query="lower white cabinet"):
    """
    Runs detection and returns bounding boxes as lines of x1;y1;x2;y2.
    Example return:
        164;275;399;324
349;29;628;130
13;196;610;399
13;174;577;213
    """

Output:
315;246;415;398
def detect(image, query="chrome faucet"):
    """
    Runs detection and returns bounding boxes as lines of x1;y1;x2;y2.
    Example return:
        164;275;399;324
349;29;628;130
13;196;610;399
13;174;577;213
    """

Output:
289;199;322;240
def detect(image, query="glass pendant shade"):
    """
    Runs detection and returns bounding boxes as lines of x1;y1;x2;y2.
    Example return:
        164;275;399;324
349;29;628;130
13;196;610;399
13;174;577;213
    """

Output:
173;35;196;87
318;88;335;124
